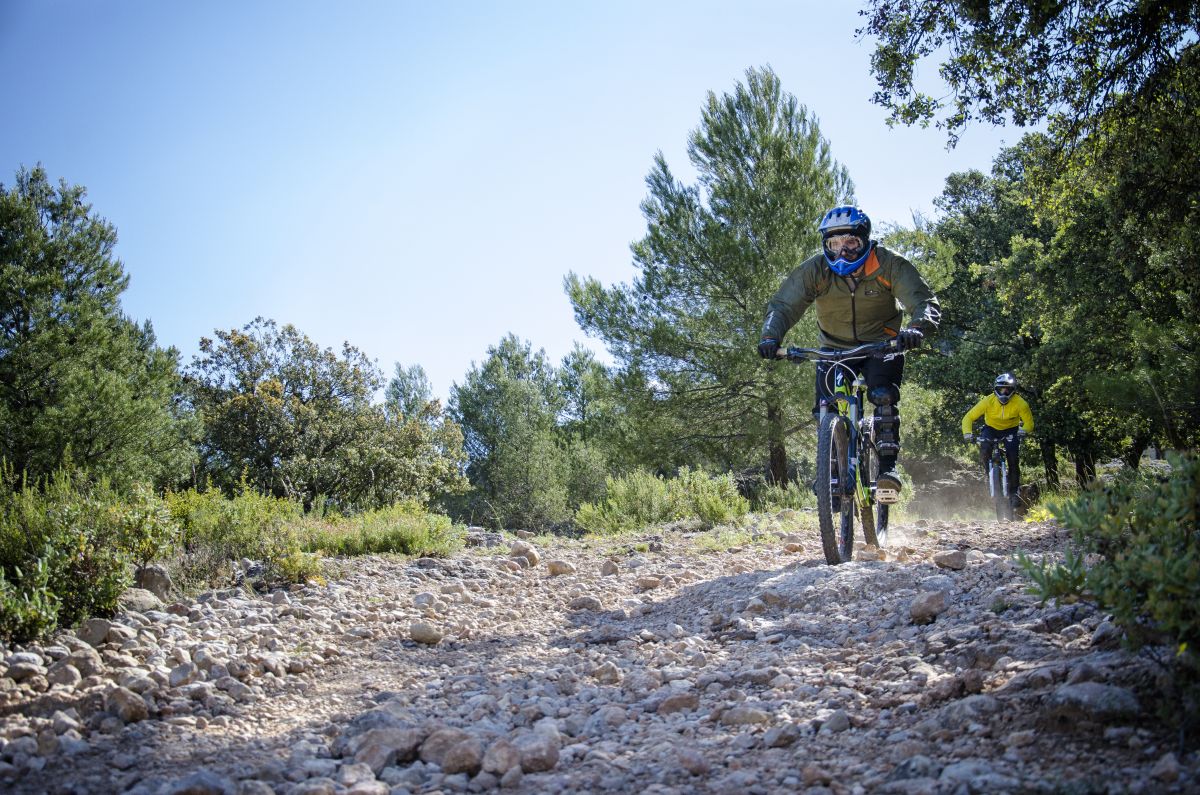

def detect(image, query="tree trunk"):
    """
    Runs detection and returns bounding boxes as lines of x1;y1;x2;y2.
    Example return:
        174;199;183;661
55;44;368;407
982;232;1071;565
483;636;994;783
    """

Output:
1122;430;1151;471
1073;449;1096;485
766;398;787;484
1039;439;1059;490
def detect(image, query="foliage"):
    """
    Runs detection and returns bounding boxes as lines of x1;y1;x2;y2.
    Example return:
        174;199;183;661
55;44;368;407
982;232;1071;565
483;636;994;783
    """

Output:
0;469;156;641
117;482;180;571
0;557;60;643
297;500;465;558
1016;547;1088;605
449;334;570;530
385;363;433;420
1051;457;1199;648
1020;455;1200;731
866;4;1200;482
575;467;748;535
164;484;313;591
0;166;197;489
696;527;762;553
567;65;851;482
186;318;466;512
575;470;673;536
750;482;813;513
860;0;1199;144
674;467;750;527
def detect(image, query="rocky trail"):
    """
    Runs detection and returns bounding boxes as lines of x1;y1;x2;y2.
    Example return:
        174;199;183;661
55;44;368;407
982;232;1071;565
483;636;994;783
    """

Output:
1;514;1197;795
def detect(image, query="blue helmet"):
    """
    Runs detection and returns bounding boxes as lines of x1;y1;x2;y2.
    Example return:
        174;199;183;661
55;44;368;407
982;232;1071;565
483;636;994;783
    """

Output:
819;205;872;276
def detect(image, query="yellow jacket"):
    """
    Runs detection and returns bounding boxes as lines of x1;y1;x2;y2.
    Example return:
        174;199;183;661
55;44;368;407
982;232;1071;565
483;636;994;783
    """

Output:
962;393;1034;434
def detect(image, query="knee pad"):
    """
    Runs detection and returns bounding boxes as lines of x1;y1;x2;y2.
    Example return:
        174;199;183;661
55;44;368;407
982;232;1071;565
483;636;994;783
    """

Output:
868;386;899;406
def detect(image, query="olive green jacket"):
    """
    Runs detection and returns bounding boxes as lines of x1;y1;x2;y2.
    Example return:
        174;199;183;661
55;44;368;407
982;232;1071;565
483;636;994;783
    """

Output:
761;244;941;350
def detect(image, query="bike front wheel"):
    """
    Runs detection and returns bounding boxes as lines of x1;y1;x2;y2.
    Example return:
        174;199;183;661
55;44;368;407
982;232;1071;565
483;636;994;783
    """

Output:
990;460;1010;521
816;412;855;564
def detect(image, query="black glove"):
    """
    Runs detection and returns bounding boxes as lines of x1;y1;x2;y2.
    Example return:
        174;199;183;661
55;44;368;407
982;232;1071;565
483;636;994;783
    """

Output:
897;327;924;351
757;337;780;360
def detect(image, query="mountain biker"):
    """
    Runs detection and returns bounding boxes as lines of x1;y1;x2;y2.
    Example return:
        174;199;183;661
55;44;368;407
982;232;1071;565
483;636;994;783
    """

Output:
757;205;942;504
961;373;1035;511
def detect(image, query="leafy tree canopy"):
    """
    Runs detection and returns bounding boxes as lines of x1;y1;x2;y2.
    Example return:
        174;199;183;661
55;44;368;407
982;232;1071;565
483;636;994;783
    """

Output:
449;334;569;530
861;0;1199;143
568;66;853;482
0;166;195;488
186;318;465;511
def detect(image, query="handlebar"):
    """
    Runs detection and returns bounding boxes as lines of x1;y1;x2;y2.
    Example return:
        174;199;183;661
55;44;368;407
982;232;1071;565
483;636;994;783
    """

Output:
775;338;901;363
971;431;1027;445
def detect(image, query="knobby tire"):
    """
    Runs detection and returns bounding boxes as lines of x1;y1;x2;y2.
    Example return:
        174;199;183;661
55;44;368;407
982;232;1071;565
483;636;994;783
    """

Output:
816;413;854;564
861;440;889;548
990;460;1010;521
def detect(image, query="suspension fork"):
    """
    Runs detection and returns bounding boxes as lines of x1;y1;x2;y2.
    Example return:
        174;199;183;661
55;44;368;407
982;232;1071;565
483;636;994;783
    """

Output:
850;374;869;503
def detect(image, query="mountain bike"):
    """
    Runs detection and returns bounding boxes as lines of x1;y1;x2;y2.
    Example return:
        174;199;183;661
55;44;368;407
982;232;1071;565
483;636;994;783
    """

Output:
779;339;903;564
976;433;1021;521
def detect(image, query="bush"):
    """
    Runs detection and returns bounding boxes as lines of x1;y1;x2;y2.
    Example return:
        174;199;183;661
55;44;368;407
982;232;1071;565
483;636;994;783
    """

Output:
1019;453;1199;737
0;468;172;642
668;468;749;527
751;481;814;513
165;484;309;591
0;557;60;642
298;500;465;558
575;468;749;535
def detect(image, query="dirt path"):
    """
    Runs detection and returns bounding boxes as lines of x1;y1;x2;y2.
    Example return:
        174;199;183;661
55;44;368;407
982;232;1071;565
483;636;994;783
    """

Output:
2;515;1196;794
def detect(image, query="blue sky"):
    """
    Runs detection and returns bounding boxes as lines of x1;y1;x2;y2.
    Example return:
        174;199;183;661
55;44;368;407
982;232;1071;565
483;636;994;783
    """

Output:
1;1;1021;402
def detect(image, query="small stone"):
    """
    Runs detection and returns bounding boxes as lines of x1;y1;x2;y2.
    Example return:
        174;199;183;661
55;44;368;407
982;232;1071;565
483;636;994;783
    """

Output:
568;596;603;611
546;560;576;576
932;550;967;570
483;737;522;775
909;591;948;624
819;709;850;733
409;621;443;645
657;692;700;714
105;686;149;723
1151;752;1180;782
677;747;710;775
509;541;540;566
720;706;771;725
515;729;559;772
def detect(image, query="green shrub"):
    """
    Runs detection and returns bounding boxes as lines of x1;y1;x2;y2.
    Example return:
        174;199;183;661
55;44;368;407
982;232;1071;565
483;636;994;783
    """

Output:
1019;453;1199;736
668;468;749;526
116;482;180;571
0;469;158;638
752;482;814;513
299;500;465;558
165;484;308;590
0;557;60;643
575;470;672;535
575;468;749;535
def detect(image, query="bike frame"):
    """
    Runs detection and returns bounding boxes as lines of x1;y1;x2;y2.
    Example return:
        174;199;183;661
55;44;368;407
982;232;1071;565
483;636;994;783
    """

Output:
820;368;872;508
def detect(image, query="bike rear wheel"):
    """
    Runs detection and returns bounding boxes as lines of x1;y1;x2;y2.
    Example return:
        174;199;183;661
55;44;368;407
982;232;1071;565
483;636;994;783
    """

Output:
816;412;855;564
861;443;889;548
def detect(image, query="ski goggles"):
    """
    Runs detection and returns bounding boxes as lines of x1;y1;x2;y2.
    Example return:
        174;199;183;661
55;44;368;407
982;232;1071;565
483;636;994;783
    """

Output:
824;233;864;257
995;386;1015;397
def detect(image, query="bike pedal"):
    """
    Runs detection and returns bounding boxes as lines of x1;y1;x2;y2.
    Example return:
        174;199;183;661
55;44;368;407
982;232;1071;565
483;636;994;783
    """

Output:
875;486;901;505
